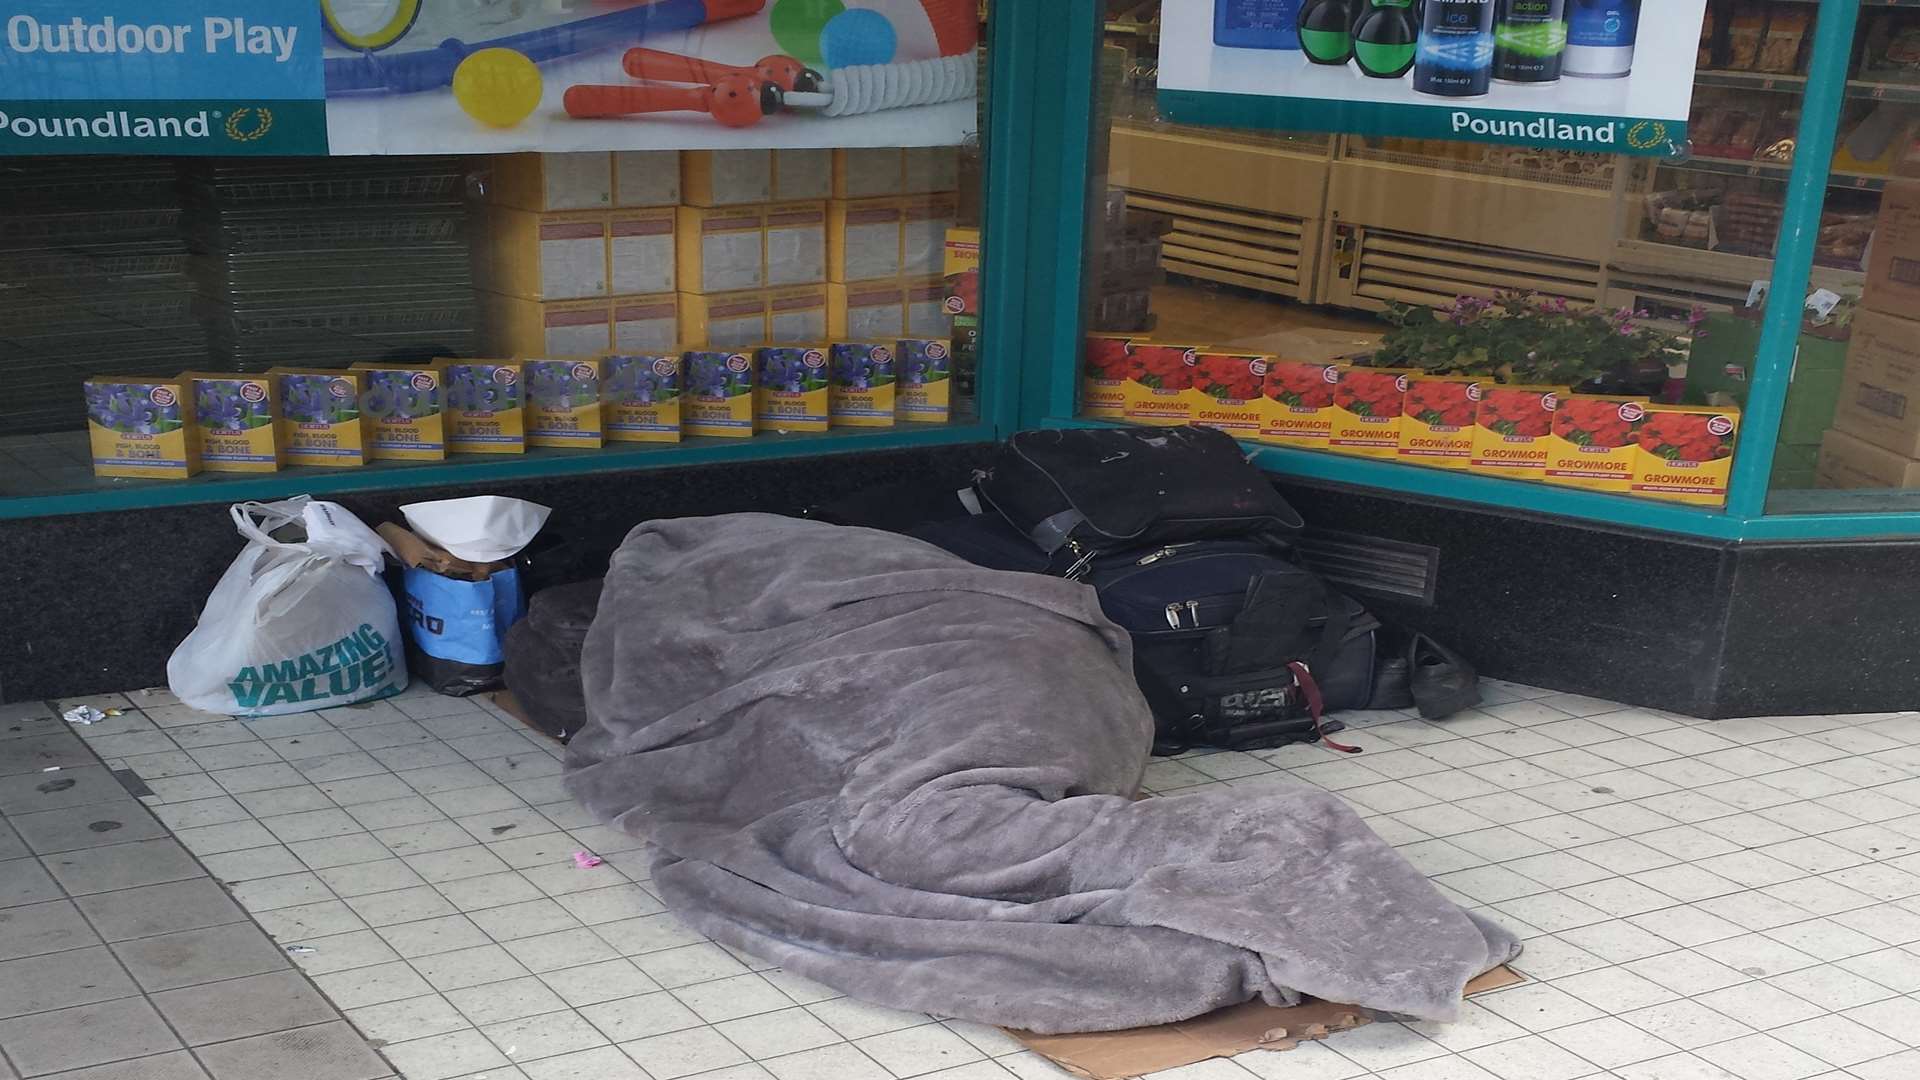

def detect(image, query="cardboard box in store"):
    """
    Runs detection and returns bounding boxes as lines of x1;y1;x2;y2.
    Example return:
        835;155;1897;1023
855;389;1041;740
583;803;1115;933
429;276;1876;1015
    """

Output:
678;205;767;294
683;150;773;207
833;147;906;199
1082;333;1133;419
829;198;905;282
487;152;613;212
186;373;280;473
903;147;961;194
1819;426;1920;488
1398;374;1479;470
681;149;833;206
829;278;950;343
1468;384;1560;479
764;201;829;287
271;368;365;468
484;294;615;358
1833;307;1920;458
1122;344;1198;427
350;360;447;462
607;208;677;297
679;285;833;349
1865;179;1920;317
774;149;833;201
1329;367;1410;460
476;207;609;301
1630;405;1741;507
612;294;679;354
613;150;681;207
828;195;955;282
770;283;834;344
524;357;605;448
1188;351;1267;439
1258;359;1340;449
902;193;958;280
85;374;203;479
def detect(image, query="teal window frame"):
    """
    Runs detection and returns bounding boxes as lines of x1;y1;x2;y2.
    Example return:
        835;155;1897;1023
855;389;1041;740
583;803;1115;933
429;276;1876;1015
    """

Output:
1026;0;1920;543
0;4;1047;522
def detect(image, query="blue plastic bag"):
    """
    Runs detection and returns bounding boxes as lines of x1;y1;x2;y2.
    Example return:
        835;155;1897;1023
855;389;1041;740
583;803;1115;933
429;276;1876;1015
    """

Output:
402;565;527;694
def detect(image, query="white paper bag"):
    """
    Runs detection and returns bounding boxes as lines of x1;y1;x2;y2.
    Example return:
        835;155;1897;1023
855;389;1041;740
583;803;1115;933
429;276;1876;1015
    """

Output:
400;496;551;563
167;497;408;717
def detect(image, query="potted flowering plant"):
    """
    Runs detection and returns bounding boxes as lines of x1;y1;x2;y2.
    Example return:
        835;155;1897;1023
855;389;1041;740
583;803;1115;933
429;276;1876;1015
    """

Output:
1371;290;1702;392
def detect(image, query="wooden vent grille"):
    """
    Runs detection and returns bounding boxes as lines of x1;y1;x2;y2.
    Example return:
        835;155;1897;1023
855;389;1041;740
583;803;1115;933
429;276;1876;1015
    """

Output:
1343;228;1604;310
1122;192;1311;300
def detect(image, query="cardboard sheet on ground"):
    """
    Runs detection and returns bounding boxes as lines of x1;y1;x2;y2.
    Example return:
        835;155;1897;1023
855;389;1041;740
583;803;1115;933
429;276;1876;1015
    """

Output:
1008;966;1524;1080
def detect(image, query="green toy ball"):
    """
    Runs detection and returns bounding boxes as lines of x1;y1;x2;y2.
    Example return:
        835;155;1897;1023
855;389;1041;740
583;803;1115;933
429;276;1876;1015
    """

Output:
770;0;846;67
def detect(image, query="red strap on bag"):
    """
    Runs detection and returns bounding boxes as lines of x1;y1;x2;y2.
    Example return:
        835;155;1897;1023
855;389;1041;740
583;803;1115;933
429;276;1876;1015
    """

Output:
1288;661;1363;754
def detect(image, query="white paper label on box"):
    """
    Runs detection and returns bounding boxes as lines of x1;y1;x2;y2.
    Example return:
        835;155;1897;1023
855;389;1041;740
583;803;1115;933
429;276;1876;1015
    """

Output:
776;150;833;200
904;147;959;193
709;314;764;349
544;310;611;356
771;307;827;343
612;227;675;295
909;299;950;338
615;300;677;353
539;225;608;299
544;153;613;210
842;148;904;197
849;300;905;340
704;232;765;293
614;151;680;207
845;221;902;281
767;225;827;287
711;150;774;205
904;218;950;278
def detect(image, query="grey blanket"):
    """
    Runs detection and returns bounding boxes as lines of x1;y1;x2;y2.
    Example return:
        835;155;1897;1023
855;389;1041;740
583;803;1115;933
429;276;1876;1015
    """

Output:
565;514;1520;1034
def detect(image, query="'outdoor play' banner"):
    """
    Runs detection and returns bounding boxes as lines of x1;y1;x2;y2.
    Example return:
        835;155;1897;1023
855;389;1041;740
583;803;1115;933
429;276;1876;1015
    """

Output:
0;1;979;156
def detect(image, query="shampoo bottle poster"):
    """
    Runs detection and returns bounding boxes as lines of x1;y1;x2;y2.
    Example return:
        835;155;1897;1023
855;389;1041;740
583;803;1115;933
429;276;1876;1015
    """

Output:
1162;0;1706;154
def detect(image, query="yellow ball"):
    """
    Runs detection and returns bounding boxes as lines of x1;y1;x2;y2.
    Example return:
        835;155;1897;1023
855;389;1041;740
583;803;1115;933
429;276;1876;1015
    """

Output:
452;48;542;129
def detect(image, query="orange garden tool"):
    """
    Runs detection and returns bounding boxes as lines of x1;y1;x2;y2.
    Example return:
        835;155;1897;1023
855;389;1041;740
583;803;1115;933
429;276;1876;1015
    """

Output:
562;47;829;128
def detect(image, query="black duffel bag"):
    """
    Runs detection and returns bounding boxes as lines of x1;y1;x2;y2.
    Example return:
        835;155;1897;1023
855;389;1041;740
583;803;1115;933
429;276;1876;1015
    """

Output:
913;513;1377;755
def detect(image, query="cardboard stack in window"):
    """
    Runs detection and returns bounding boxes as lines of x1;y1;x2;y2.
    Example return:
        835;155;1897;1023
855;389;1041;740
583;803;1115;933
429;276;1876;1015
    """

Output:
479;151;683;358
1822;178;1920;489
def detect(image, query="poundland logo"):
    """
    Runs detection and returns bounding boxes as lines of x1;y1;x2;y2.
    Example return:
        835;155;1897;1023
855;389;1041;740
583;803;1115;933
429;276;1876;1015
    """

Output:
0;105;228;141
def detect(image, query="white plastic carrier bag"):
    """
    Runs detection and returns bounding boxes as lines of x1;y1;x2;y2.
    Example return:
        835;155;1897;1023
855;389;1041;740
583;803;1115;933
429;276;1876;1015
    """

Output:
167;497;409;717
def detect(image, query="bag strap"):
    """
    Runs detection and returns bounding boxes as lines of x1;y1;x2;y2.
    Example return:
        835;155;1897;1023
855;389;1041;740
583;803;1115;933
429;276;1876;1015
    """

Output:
230;500;307;549
1288;661;1363;755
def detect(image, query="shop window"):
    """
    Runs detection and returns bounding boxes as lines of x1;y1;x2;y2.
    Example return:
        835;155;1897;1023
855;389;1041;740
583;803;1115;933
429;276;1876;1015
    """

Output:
1084;0;1841;515
2;2;991;503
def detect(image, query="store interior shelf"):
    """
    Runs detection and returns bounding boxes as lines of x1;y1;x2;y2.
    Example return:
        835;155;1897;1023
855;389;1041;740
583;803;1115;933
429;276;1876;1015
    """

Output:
1696;68;1920;104
1610;238;1865;293
1666;154;1889;191
0;421;993;521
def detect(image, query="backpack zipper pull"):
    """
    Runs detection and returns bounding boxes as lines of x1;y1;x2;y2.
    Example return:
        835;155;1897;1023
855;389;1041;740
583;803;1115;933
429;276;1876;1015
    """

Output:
1185;600;1201;627
1164;603;1183;629
1063;540;1096;580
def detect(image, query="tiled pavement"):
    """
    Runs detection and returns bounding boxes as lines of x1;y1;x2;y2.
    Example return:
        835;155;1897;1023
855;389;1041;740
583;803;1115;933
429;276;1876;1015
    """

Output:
0;698;393;1079
3;682;1919;1080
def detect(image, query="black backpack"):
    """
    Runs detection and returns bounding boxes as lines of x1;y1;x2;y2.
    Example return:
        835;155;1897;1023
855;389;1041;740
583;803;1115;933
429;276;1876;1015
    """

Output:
913;511;1375;755
905;426;1378;754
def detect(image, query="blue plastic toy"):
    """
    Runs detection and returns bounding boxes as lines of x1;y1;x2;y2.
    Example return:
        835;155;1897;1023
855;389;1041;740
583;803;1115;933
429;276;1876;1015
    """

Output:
819;8;898;70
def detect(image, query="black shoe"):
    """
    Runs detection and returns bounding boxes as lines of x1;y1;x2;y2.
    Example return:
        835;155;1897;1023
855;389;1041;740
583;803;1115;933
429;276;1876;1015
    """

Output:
1409;633;1481;720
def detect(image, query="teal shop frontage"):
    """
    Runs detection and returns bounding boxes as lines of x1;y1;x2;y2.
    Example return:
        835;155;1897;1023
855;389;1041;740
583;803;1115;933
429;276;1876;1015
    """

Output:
3;1;1919;719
